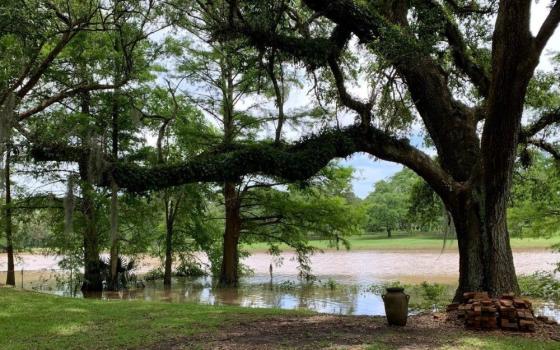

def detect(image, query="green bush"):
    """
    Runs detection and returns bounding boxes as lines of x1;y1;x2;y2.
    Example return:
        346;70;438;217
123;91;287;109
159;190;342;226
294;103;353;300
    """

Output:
368;281;453;311
518;271;560;300
144;268;164;281
175;261;208;277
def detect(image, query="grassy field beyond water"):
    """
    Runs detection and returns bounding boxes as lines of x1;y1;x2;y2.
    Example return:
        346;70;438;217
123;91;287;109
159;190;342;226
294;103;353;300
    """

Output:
245;233;560;251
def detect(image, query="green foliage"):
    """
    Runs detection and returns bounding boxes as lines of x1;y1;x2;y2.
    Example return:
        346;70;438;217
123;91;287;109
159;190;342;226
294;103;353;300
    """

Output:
408;179;444;231
418;281;447;307
238;163;364;278
509;154;560;237
363;168;417;236
525;71;560;110
368;281;453;312
518;271;560;301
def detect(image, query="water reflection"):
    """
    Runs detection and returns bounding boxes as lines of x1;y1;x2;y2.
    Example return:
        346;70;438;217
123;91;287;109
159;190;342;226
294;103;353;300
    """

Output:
42;274;385;316
3;268;559;322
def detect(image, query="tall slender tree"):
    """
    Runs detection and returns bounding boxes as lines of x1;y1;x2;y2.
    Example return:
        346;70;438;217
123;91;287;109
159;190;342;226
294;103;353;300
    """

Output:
22;0;163;292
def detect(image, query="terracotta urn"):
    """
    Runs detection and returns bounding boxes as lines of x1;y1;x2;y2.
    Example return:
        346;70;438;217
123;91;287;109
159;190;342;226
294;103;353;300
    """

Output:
382;287;410;326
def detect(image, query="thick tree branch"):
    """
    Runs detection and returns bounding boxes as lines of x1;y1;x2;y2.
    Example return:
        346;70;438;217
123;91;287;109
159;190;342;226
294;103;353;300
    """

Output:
106;124;459;205
220;20;335;67
30;142;88;163
325;25;373;125
17;83;121;121
535;2;560;54
327;57;372;125
443;0;497;16
528;139;560;160
519;108;560;140
430;1;490;96
15;31;77;99
300;0;480;181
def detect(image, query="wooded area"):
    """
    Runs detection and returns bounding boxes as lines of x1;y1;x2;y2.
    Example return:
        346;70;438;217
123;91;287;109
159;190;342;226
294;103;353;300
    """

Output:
1;0;559;310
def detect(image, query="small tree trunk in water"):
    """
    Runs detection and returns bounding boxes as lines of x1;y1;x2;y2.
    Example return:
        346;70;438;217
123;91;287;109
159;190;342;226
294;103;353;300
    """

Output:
77;91;102;293
219;182;241;287
163;200;173;287
108;87;120;291
79;163;103;293
387;227;391;238
108;179;119;290
4;147;15;286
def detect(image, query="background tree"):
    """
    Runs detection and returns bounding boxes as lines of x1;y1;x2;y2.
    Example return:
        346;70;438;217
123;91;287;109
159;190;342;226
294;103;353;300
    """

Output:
509;153;560;238
135;84;216;286
0;0;114;287
238;164;364;279
21;0;162;291
363;169;416;237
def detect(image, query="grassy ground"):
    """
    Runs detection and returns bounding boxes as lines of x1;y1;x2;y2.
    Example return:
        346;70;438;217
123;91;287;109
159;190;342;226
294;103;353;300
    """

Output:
1;288;559;349
244;233;560;252
0;287;308;350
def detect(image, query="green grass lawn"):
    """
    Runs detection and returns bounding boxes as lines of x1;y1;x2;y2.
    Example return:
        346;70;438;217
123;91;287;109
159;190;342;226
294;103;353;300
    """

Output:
1;288;559;349
0;288;308;350
244;234;560;252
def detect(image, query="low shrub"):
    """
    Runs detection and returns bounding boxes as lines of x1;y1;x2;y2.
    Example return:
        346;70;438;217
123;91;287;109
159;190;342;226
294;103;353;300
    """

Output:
518;271;560;300
368;281;454;311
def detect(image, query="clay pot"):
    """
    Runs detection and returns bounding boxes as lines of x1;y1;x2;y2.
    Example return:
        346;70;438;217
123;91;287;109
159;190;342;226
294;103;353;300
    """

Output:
382;287;410;326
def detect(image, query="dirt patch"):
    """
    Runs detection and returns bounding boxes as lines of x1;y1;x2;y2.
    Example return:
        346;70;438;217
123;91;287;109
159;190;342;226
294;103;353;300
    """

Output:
142;312;560;350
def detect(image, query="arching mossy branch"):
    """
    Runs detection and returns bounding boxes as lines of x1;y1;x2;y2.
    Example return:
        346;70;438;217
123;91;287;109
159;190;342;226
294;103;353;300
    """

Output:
107;124;459;205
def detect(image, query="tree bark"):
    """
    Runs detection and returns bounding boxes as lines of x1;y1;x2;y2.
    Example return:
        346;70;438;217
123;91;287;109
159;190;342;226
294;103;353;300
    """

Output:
79;170;103;293
477;0;536;299
4;146;14;286
163;199;174;287
107;179;119;290
386;227;391;238
108;88;120;291
219;182;241;287
450;187;519;301
450;193;484;301
78;91;102;293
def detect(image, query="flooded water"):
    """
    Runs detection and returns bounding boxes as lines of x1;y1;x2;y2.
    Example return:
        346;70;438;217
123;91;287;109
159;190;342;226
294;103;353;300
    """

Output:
1;249;560;321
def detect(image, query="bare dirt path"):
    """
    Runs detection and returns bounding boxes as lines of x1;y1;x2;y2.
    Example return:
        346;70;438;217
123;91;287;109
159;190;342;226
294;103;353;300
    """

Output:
143;313;560;350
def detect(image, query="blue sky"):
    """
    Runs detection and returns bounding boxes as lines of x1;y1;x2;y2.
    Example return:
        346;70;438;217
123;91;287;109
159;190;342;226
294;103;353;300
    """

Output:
338;133;431;198
340;154;404;198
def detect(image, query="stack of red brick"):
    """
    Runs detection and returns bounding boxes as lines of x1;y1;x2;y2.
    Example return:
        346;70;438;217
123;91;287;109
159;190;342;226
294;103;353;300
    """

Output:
446;292;537;331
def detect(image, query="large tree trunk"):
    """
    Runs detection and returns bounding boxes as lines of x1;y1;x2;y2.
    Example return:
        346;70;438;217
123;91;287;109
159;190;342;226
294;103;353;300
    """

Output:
4;147;14;286
470;0;536;299
219;182;241;287
451;188;518;301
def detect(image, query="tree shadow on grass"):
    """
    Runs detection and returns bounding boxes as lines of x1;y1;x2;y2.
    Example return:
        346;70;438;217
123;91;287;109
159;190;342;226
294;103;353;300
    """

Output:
145;314;463;350
144;312;560;350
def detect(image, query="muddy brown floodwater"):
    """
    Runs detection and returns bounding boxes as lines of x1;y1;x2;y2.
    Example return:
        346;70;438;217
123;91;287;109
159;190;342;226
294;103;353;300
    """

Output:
1;249;559;321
